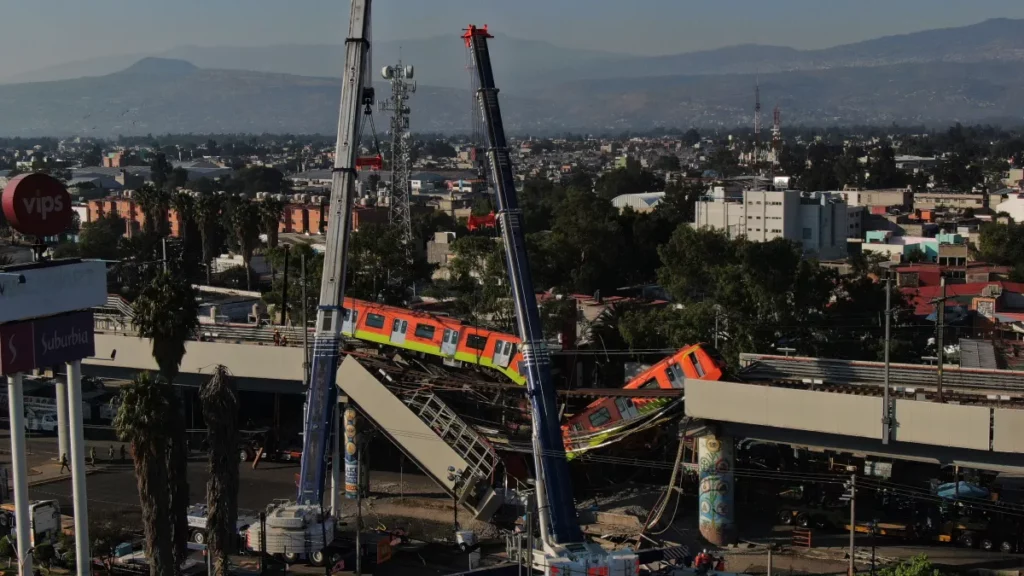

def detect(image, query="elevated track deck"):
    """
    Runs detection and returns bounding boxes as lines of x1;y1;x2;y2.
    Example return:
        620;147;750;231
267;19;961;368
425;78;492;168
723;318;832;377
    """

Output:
739;353;1024;397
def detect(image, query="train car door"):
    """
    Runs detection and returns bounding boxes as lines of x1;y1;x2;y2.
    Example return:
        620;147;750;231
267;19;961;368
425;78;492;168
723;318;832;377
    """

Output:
390;318;408;345
614;397;639;421
342;308;359;335
441;328;459;356
665;363;685;388
492;340;514;368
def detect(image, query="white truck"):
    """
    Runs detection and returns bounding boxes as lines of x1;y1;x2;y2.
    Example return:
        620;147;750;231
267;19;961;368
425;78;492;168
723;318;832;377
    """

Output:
185;503;257;546
0;500;62;547
244;500;339;565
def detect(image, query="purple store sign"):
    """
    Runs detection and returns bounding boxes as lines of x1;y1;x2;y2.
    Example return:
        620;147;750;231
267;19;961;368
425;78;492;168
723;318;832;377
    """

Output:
0;310;95;375
33;311;95;367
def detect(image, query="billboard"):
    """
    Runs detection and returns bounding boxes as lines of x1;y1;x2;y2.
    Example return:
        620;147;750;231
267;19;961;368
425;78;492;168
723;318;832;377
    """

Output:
0;261;106;324
0;311;95;375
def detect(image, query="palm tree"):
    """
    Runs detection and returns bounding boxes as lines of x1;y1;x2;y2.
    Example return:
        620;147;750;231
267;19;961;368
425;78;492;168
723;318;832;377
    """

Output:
259;198;286;250
195;193;222;285
112;372;174;576
132;271;200;573
169;192;195;246
230;198;262;291
199;366;239;576
136;185;171;237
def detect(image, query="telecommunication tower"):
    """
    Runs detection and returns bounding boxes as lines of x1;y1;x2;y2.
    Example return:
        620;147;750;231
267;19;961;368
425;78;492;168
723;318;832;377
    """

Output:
754;80;762;164
772;105;783;168
379;61;416;248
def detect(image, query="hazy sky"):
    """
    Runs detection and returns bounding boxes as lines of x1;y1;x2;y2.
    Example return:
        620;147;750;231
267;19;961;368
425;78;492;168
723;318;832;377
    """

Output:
3;0;1023;77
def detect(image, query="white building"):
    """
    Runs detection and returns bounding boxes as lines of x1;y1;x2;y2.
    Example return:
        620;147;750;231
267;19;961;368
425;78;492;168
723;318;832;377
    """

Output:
611;192;665;213
693;189;849;260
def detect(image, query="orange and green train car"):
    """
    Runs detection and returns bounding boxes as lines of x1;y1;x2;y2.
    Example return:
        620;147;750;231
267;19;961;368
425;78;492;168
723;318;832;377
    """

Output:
562;343;728;457
341;297;526;385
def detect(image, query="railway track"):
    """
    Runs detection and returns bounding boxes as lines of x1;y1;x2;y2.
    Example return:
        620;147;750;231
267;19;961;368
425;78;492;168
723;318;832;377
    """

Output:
739;352;1024;396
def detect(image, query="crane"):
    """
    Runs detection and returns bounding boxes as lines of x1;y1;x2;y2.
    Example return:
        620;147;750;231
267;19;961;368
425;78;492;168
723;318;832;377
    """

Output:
296;0;374;508
462;25;640;575
245;1;373;565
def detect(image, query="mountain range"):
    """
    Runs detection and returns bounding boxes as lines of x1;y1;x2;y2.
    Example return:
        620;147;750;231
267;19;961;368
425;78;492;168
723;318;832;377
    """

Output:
0;18;1022;135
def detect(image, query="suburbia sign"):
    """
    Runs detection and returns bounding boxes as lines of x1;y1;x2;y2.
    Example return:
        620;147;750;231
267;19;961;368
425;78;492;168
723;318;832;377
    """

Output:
1;173;73;237
0;311;95;376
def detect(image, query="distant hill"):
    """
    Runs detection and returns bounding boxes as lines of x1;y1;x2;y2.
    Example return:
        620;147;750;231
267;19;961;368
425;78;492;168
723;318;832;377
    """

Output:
4;18;1024;91
0;56;1021;136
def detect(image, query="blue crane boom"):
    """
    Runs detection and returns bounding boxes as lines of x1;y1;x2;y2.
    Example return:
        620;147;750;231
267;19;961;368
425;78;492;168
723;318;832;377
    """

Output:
296;0;373;506
463;25;584;546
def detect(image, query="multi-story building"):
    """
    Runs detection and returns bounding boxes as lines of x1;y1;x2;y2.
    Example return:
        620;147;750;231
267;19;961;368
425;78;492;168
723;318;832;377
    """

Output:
913;191;987;211
693;189;849;260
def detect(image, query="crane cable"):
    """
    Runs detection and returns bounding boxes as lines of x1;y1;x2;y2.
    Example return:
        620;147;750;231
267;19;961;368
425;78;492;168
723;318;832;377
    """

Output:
641;426;688;535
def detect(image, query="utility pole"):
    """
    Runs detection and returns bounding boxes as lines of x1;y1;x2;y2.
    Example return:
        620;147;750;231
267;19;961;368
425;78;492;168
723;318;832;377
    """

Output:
301;253;309;386
882;274;892;444
842;470;856;576
279;245;290;326
936;275;946;403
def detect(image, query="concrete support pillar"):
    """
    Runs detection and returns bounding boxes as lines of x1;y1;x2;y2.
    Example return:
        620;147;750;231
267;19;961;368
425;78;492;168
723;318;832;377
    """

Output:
7;374;32;576
66;361;90;576
698;434;736;546
54;377;70;465
344;407;358;499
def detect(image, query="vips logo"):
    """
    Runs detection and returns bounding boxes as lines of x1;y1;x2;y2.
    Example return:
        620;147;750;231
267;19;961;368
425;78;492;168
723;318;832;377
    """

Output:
1;173;73;237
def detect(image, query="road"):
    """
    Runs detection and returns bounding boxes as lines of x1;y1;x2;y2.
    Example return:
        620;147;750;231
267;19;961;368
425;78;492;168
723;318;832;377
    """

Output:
0;433;444;526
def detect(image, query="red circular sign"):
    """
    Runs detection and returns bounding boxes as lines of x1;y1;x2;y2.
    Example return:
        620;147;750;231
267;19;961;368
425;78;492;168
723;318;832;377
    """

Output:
1;173;73;237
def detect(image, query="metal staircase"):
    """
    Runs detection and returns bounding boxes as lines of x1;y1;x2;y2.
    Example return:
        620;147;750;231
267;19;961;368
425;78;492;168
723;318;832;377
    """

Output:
402;390;497;486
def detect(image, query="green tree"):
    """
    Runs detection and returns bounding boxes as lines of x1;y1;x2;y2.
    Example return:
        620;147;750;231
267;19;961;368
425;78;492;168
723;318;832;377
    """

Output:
150;153;174;191
594;162;664;201
833;146;865;189
444;235;515;330
348;222;432;305
546;187;624;294
195;193;223;285
228;198;262;291
135;185;171;237
654;155;681;171
867;144;907;189
78;213;126;260
168;167;190;191
878;554;942;576
199;366;239;576
264;243;322;323
656;180;704;226
259;198;286;249
113;372;175;576
131;271;199;572
81;144;103;167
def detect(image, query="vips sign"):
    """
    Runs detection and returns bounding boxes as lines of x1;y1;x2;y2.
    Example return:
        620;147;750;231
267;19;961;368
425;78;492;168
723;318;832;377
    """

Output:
0;311;95;376
1;173;73;237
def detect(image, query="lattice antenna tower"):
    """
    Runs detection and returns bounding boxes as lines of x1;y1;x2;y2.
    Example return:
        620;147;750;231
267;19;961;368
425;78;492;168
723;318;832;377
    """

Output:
378;60;416;250
754;79;762;165
772;105;782;167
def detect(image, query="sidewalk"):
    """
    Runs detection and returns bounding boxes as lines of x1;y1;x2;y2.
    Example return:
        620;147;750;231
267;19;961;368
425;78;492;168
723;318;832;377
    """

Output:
26;462;107;487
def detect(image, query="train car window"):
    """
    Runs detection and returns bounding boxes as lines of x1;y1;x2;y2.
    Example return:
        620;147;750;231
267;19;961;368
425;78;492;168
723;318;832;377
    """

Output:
691;353;706;377
640;378;659;389
466;334;488;351
571;423;584;432
365;313;386;329
588;407;612;428
414;323;436;340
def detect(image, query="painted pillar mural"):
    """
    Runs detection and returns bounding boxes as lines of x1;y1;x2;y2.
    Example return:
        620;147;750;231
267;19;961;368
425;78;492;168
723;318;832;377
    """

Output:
344;406;359;499
698;434;736;545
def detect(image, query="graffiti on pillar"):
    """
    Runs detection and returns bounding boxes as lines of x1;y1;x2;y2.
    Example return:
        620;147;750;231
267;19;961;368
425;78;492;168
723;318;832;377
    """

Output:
344;407;359;499
698;435;735;545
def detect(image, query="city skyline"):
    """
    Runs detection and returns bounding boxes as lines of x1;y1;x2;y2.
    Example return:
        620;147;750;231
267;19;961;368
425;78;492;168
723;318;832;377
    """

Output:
3;0;1024;80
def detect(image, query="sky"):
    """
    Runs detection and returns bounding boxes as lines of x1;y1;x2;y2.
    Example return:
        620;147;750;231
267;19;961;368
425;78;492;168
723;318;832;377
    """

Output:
3;0;1024;78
